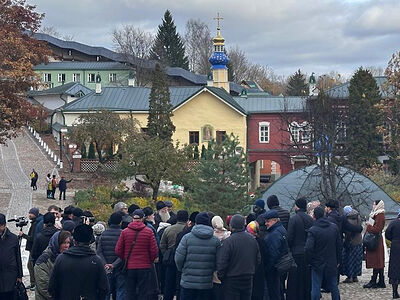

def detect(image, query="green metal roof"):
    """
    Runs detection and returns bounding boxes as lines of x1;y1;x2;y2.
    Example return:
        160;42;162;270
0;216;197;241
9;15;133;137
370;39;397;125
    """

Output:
234;96;306;113
327;76;390;98
27;82;92;97
63;86;247;115
34;61;132;71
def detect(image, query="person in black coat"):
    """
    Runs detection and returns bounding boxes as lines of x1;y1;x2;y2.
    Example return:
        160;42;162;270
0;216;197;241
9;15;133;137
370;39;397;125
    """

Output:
286;197;314;300
217;214;261;300
0;214;23;298
58;175;72;200
261;210;288;300
19;207;43;288
266;195;290;300
97;212;124;300
49;224;109;300
305;206;341;300
32;212;59;263
385;210;400;298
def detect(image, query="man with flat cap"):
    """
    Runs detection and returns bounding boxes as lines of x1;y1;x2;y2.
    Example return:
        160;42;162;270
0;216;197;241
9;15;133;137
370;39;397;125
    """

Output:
261;210;288;300
49;224;109;300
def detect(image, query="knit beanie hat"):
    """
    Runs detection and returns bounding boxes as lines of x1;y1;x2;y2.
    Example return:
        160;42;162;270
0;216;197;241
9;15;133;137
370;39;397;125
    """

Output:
177;210;189;222
128;204;140;215
195;212;210;226
73;224;93;243
189;211;199;223
230;214;245;230
211;216;224;230
254;199;265;209
156;201;166;211
43;212;56;225
109;212;123;225
266;195;279;209
142;207;154;217
29;207;39;217
295;198;307;210
62;220;76;232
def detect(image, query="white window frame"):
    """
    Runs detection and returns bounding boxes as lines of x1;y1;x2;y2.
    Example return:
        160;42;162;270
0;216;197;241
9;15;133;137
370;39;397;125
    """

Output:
87;73;95;83
259;121;270;143
43;73;51;82
57;73;65;83
289;123;300;143
72;73;80;82
109;73;117;83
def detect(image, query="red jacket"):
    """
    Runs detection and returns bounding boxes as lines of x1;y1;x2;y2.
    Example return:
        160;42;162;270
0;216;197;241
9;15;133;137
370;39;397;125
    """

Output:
115;221;158;269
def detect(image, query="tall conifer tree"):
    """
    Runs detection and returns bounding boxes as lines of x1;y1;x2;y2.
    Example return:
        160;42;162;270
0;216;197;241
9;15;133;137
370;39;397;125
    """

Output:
286;69;309;96
346;68;381;170
147;64;175;141
150;10;189;70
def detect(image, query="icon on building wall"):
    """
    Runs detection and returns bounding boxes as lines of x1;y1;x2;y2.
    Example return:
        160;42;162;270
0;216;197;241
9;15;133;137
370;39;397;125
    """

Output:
202;125;213;141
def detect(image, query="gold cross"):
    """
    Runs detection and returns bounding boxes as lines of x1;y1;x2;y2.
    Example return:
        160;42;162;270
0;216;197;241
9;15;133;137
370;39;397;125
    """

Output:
214;12;223;29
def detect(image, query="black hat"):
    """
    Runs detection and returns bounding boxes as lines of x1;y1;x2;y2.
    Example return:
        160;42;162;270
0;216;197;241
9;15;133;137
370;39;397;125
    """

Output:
189;211;199;223
64;205;75;215
62;220;76;232
165;200;173;207
195;212;210;226
83;210;94;217
128;204;140;215
295;198;307;210
177;210;189;222
142;207;154;217
132;209;144;219
0;213;6;225
230;214;245;230
266;195;279;209
325;200;339;209
43;212;56;225
109;212;123;225
73;207;83;217
156;201;166;211
73;224;93;243
167;215;177;225
314;206;325;220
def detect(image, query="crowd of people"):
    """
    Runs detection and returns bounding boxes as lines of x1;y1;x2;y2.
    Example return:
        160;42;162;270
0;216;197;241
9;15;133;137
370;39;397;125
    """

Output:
1;195;400;300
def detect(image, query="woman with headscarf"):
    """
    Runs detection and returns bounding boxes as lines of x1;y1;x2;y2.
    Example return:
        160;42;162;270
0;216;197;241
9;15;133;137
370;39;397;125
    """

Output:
340;205;363;283
211;216;230;300
246;221;266;300
385;208;400;298
363;200;386;289
34;230;71;300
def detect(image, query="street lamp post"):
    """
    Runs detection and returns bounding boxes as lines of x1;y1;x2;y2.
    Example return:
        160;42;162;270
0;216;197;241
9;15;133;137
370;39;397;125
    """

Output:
60;128;68;169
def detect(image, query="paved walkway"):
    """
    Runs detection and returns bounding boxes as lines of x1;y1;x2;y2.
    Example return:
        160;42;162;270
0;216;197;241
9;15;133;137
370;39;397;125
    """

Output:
0;139;32;233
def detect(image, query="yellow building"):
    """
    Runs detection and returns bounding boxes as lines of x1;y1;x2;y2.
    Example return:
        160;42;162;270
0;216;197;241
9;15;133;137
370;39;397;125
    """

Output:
52;23;247;150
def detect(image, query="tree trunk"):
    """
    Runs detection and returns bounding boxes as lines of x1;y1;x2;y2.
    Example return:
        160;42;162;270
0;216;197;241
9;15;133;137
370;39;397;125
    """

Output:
152;183;160;201
95;142;103;163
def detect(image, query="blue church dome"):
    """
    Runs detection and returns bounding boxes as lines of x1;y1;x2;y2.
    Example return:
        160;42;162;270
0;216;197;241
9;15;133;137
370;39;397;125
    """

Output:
209;51;229;70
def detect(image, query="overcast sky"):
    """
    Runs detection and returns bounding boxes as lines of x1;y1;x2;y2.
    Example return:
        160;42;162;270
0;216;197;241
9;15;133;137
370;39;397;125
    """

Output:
30;0;400;79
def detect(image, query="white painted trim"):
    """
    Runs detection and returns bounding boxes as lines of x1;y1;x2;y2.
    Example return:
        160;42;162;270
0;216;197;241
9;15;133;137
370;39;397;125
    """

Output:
259;121;270;143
